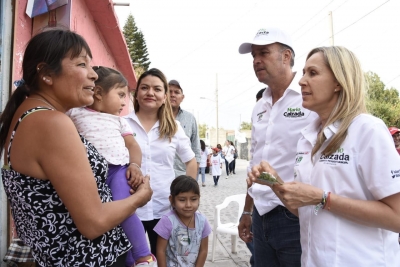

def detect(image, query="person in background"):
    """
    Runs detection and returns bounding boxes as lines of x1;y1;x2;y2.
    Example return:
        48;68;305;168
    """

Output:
197;140;208;187
66;66;155;266
169;79;201;177
237;27;317;267
229;141;237;174
155;175;211;267
256;88;266;102
222;140;235;179
124;68;197;256
250;46;400;266
210;147;223;186
1;30;152;267
389;127;400;154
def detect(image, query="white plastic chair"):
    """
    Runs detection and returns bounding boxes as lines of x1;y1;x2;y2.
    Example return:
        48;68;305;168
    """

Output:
211;193;246;262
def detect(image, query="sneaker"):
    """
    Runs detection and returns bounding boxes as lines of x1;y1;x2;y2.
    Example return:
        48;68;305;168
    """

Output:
226;176;229;179
135;254;157;266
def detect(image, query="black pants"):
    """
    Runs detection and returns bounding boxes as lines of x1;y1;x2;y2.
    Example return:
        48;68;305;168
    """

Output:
141;219;160;256
231;158;236;174
225;159;232;175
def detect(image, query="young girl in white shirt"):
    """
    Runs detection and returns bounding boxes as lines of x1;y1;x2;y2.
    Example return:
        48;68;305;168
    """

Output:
211;147;223;186
154;175;211;267
197;140;209;187
67;66;155;267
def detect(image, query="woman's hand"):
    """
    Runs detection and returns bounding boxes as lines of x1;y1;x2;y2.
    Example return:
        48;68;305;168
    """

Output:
248;161;323;210
131;175;152;208
248;161;280;184
273;182;323;210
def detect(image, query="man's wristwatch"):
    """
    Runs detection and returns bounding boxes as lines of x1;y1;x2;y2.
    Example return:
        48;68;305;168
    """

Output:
242;211;252;216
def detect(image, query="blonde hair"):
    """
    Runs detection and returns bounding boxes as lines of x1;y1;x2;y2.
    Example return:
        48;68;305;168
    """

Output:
134;68;177;141
308;46;367;157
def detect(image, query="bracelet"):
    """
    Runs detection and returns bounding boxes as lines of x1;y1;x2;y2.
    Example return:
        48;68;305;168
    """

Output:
325;192;331;210
129;162;141;169
242;211;252;216
314;191;327;215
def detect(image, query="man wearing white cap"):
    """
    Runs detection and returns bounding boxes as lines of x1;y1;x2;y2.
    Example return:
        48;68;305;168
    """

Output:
237;27;317;266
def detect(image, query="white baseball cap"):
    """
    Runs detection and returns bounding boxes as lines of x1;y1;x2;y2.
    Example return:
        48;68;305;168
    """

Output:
238;27;294;55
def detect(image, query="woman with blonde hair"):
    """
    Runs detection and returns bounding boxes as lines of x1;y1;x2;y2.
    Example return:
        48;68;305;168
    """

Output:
249;46;400;266
124;68;197;256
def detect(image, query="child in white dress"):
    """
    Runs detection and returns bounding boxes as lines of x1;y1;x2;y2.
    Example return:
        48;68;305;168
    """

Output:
211;147;223;186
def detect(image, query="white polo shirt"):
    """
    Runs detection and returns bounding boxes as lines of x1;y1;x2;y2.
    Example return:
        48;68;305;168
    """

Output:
295;114;400;266
124;112;195;220
248;73;317;216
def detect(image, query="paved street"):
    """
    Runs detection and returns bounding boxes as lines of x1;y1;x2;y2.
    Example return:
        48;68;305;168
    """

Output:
197;159;252;267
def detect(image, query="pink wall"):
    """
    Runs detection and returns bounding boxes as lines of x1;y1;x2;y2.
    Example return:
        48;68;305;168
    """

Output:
70;1;119;69
12;0;134;115
12;0;33;83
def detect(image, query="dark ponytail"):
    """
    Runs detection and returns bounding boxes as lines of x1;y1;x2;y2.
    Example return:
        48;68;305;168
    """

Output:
0;30;92;157
0;85;30;156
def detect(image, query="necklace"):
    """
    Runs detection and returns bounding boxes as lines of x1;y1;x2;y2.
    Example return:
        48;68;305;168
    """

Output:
184;214;194;245
28;97;56;110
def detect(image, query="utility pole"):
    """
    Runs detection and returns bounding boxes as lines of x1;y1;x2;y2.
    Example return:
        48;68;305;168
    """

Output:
328;11;334;46
216;73;219;145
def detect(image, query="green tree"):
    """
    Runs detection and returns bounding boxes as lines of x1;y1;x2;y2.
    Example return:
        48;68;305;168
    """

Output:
123;14;151;72
198;123;208;138
240;121;252;130
365;71;400;126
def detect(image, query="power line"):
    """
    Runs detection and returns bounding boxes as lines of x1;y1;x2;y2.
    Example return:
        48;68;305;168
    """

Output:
296;0;391;60
333;0;390;37
218;82;261;108
293;0;352;42
386;74;400;87
291;0;334;37
167;4;257;68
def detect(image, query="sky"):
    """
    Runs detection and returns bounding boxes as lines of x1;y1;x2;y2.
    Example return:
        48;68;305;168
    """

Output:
114;0;400;130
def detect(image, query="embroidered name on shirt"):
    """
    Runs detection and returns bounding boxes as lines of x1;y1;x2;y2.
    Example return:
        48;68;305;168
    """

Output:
295;151;309;165
391;169;400;179
283;107;305;118
257;110;267;122
319;147;350;165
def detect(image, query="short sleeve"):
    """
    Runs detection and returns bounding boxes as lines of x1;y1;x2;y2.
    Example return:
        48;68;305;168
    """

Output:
120;117;133;137
357;119;400;200
175;123;195;163
153;215;173;240
201;215;212;239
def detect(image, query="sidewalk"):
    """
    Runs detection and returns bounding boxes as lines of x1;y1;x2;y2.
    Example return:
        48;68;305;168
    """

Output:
198;159;251;267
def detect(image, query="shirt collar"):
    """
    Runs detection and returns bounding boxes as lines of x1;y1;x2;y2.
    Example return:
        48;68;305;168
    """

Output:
301;117;341;145
125;112;160;129
262;71;301;102
323;120;341;140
